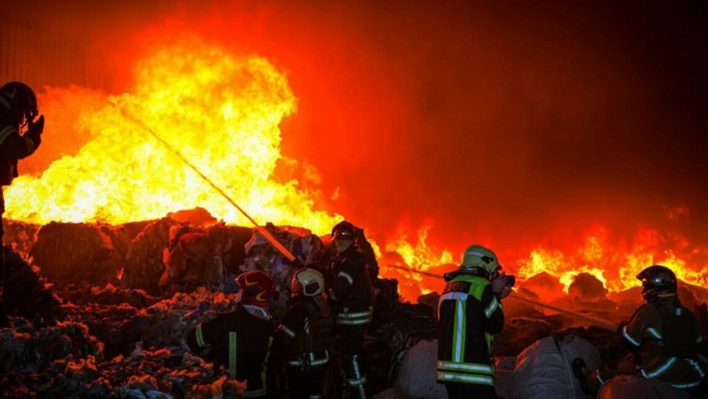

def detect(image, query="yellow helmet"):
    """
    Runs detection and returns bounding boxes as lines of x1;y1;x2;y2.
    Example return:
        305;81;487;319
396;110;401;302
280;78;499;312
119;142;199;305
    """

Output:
460;244;501;275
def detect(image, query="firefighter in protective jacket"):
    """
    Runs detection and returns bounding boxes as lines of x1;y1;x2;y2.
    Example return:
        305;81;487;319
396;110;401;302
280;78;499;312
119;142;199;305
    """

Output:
186;270;275;398
273;267;333;399
573;265;706;397
328;221;374;399
437;244;512;399
0;81;44;323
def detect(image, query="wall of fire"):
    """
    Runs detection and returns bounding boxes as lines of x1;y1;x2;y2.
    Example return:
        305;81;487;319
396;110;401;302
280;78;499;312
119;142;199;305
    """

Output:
0;22;111;92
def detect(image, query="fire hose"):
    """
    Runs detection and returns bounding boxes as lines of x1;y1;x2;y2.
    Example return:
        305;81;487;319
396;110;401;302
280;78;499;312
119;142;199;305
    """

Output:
114;105;298;263
386;264;708;364
384;263;619;332
109;105;708;363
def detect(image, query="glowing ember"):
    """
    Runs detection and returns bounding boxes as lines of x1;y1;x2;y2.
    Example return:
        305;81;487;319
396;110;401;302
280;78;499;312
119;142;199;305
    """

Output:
5;35;340;234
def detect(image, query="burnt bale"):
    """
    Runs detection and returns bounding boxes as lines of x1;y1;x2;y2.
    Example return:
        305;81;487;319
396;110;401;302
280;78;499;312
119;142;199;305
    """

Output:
2;247;63;322
2;219;41;260
494;317;554;356
568;272;608;301
203;223;253;277
123;218;175;294
126;218;253;296
30;221;128;285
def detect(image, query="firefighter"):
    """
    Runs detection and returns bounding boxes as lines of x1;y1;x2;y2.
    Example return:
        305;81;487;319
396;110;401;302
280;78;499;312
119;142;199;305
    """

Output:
272;267;333;399
186;270;275;398
328;220;374;399
0;81;44;323
573;265;706;397
437;244;512;399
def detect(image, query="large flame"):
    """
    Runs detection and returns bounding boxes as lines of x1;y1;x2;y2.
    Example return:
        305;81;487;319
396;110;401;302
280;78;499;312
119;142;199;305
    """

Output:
385;222;454;271
382;221;708;298
4;33;706;301
5;35;340;234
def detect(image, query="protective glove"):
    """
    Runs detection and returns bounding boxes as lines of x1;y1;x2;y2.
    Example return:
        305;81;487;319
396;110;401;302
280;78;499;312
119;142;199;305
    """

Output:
25;115;44;149
498;284;512;299
27;115;44;136
491;273;510;296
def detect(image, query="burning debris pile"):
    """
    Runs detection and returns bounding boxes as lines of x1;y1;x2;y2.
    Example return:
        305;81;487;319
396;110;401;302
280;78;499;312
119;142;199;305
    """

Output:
0;213;396;398
0;30;705;399
1;316;246;399
1;212;707;398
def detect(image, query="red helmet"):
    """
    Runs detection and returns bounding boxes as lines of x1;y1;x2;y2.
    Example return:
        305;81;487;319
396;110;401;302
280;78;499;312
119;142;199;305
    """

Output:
0;81;38;125
235;270;274;307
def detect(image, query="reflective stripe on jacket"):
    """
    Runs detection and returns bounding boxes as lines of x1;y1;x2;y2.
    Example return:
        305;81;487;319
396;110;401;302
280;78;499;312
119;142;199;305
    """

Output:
186;307;274;398
621;297;704;389
437;272;504;386
335;306;373;326
329;246;374;321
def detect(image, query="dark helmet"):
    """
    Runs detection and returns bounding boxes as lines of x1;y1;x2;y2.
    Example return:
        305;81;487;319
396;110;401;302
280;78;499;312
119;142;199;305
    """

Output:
637;265;677;303
0;81;38;125
331;220;356;241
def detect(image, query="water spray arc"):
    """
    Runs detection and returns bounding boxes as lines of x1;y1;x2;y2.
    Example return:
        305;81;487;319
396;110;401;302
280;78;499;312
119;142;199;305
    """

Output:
114;104;297;263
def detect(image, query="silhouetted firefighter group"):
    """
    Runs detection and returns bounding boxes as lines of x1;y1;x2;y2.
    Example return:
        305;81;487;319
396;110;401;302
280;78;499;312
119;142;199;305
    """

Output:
183;220;375;399
0;81;706;399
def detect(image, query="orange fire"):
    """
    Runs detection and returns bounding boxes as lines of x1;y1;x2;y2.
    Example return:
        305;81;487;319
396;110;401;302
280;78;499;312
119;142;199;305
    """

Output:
5;35;340;234
381;221;708;300
4;33;706;302
517;224;708;293
385;222;454;274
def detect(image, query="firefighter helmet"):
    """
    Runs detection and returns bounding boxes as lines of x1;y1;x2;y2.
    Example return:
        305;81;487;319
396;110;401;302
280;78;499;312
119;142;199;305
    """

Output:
460;244;501;275
0;81;38;124
331;220;356;240
637;265;677;303
291;268;326;297
235;270;274;307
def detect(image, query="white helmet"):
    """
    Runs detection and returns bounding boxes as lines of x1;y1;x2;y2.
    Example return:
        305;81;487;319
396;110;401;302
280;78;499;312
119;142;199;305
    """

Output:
291;268;325;297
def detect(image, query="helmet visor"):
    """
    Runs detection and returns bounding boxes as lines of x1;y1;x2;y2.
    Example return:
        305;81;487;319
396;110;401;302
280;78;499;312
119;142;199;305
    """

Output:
332;229;354;241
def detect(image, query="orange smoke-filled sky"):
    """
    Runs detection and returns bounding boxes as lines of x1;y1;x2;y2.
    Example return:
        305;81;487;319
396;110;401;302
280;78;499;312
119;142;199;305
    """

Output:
4;0;708;263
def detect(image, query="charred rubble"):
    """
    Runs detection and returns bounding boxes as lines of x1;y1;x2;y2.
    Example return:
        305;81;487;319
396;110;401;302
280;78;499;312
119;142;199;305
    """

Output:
0;212;707;398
